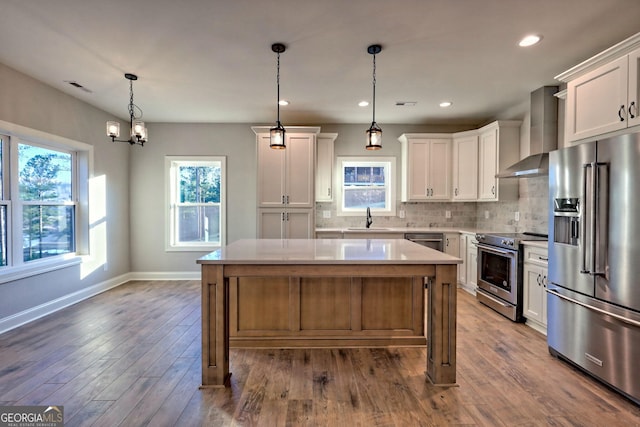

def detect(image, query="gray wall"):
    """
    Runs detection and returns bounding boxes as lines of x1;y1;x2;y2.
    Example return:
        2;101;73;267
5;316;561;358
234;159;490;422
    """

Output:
0;63;132;321
129;123;258;273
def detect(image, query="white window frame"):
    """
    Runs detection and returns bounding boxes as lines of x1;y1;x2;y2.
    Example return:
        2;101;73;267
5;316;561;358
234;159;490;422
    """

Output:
165;156;226;252
336;156;396;217
0;120;92;284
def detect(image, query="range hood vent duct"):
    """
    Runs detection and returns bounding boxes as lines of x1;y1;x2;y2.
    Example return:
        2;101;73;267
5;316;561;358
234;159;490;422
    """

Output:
496;86;558;178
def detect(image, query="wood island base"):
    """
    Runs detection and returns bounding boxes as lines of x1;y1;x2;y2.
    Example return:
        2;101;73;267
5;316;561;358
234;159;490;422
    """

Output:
200;262;457;387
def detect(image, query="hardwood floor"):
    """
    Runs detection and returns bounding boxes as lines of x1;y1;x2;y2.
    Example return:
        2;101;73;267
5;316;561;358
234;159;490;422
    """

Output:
1;280;639;426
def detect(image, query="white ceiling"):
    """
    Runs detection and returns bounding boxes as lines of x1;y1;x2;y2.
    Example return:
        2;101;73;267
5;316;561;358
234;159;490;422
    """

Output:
1;0;639;126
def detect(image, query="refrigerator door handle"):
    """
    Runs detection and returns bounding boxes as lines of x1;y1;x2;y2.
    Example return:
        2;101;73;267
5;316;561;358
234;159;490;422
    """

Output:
580;163;593;274
547;288;640;328
593;162;608;277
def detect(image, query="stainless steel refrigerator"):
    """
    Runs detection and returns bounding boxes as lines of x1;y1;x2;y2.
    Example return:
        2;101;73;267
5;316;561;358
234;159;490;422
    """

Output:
548;131;640;404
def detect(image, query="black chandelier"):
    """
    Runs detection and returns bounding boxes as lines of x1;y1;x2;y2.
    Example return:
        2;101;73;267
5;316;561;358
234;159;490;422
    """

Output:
106;73;147;146
365;44;382;150
270;43;287;149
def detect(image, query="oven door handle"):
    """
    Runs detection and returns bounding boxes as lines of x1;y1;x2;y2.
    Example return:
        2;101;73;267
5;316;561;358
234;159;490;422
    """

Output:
477;288;511;307
476;244;515;257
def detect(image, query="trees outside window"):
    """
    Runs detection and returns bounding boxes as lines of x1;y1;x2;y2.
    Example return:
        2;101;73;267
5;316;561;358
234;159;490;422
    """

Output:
19;145;74;261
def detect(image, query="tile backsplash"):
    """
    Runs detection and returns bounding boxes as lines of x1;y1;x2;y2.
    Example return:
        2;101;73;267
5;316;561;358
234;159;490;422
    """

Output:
316;175;549;235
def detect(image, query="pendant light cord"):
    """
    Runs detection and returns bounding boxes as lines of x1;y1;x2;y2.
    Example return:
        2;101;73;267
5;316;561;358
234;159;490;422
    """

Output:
372;53;376;124
276;50;281;123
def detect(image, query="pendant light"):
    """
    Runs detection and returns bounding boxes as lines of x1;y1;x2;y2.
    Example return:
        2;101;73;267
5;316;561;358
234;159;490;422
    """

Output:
365;44;382;150
106;73;147;146
270;43;287;149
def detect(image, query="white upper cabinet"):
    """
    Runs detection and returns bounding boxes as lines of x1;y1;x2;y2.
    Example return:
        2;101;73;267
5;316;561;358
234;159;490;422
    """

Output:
477;121;520;202
452;133;478;201
557;33;640;143
478;127;498;200
315;133;337;202
565;56;629;142
398;135;451;202
255;129;318;208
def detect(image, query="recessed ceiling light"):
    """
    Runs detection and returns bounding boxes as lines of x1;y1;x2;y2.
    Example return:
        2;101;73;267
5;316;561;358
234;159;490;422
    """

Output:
358;100;369;107
439;101;452;108
519;34;542;47
278;100;289;106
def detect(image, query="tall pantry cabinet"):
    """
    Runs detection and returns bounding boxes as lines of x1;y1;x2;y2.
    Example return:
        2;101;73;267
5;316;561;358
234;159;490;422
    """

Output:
253;127;320;238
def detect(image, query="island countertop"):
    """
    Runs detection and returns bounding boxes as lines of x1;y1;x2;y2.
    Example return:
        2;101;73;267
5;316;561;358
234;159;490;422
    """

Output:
197;238;462;265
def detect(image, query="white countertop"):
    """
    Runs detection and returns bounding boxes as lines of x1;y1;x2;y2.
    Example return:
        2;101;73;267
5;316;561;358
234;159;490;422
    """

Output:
197;238;462;265
315;227;501;235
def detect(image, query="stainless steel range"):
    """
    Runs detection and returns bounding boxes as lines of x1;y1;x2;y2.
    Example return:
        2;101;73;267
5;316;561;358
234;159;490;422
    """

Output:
475;232;547;322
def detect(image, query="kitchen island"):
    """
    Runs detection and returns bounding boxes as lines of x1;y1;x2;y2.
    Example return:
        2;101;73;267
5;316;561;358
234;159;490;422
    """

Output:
197;238;460;387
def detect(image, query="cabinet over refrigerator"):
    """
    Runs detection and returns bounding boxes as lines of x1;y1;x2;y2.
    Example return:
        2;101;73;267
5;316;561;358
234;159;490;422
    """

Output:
548;131;640;404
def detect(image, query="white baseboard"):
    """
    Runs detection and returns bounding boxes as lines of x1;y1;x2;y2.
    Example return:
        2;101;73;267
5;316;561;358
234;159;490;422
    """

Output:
0;271;202;335
0;273;131;335
128;271;201;281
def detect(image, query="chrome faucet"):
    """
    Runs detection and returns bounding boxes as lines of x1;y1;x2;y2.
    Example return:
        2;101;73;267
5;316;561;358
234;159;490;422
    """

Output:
366;207;373;229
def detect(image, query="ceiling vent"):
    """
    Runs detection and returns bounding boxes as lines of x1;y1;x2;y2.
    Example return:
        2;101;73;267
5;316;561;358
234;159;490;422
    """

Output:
395;101;417;106
64;80;92;93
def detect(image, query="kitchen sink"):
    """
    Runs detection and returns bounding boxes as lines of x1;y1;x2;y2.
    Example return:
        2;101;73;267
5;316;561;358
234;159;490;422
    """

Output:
346;227;392;231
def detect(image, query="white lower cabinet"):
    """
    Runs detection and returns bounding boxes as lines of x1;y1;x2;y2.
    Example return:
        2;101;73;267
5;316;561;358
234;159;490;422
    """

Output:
458;233;467;285
522;245;549;334
258;209;314;239
465;234;478;293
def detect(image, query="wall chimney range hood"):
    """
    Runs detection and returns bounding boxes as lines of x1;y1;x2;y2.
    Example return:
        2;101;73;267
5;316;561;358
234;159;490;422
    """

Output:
496;86;559;178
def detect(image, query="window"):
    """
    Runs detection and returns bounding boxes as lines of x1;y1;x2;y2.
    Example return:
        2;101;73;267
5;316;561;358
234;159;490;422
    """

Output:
0;121;91;281
337;156;396;216
19;143;74;261
166;157;226;251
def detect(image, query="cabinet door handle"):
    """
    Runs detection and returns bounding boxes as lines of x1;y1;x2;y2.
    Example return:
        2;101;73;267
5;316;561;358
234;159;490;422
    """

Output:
538;256;548;261
286;195;289;204
629;101;636;119
454;188;458;196
491;185;495;195
281;212;285;221
619;105;625;122
282;195;285;204
327;188;331;197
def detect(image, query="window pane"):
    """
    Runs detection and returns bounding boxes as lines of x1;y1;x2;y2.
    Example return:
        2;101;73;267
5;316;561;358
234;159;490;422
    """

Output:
0;205;6;266
177;205;220;243
23;205;74;261
179;165;221;203
344;188;386;209
344;165;385;187
19;144;72;201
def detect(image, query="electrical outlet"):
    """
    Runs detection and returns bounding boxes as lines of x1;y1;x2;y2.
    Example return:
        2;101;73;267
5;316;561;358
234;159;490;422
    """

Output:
399;210;405;219
515;211;520;221
484;210;490;219
322;210;331;219
445;210;451;219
